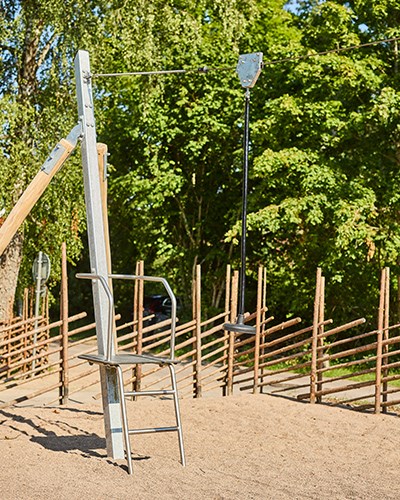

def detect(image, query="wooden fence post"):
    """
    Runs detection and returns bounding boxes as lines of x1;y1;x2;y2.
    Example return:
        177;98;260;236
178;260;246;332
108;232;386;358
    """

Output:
22;288;28;375
316;274;325;403
59;242;69;405
131;260;139;393
222;265;231;396
134;260;144;396
97;143;112;276
382;267;390;413
133;260;139;331
375;268;386;414
253;266;263;394
259;266;267;393
310;267;322;404
194;264;202;397
226;270;239;396
191;270;196;396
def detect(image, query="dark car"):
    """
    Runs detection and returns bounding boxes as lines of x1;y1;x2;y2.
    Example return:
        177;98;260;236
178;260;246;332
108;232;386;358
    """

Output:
143;294;182;324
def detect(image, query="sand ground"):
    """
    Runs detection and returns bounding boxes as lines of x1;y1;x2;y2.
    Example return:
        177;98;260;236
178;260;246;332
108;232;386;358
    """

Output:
1;393;400;499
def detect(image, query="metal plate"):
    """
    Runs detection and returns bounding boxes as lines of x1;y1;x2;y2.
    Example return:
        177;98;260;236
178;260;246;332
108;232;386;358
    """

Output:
236;52;263;88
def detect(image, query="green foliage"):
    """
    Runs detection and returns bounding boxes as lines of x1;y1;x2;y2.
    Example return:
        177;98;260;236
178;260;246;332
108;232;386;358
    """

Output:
227;0;400;324
0;1;110;295
94;0;259;313
2;0;400;331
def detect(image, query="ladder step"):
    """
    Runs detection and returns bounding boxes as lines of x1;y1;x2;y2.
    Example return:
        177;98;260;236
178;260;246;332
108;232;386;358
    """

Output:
124;389;175;397
129;426;179;435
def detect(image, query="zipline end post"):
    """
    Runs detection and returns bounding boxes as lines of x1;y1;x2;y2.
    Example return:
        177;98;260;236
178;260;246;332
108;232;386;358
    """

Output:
224;52;263;336
74;49;125;459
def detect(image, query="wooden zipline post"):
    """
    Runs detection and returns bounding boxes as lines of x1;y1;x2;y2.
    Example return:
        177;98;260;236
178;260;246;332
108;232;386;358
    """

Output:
97;143;112;276
75;50;124;459
59;242;69;405
97;142;119;360
310;267;322;404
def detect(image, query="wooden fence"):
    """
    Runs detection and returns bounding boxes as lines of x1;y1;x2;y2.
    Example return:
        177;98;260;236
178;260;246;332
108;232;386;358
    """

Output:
231;267;400;414
1;254;400;415
0;285;50;379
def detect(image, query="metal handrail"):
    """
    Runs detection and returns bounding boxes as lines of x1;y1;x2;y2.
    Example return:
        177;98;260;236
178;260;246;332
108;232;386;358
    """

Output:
76;273;115;361
76;272;177;361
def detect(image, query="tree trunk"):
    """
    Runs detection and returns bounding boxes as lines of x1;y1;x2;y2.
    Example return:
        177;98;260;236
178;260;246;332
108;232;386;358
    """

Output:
0;232;23;321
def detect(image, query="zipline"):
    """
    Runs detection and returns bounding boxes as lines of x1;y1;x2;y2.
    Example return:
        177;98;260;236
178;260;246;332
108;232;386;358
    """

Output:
92;66;232;77
263;35;400;67
92;35;400;79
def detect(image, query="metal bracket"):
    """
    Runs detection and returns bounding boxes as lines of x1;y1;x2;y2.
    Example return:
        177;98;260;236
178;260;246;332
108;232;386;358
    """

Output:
83;70;92;83
236;52;263;88
65;120;84;146
41;121;83;175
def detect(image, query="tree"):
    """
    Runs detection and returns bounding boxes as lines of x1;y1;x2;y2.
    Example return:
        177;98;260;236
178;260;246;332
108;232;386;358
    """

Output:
0;0;268;319
0;0;110;319
94;0;264;314
226;0;400;324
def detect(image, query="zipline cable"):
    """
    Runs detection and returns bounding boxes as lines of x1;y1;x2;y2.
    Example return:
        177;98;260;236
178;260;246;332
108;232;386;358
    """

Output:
92;66;232;78
263;35;400;66
92;35;400;78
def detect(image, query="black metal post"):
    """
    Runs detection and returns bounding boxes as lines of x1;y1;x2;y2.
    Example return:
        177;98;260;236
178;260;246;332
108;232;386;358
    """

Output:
239;88;250;318
224;88;256;335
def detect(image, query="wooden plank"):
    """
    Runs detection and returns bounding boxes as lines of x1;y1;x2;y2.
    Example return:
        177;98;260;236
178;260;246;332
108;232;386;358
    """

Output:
0;381;63;409
0;312;86;349
298;378;375;400
317;356;376;374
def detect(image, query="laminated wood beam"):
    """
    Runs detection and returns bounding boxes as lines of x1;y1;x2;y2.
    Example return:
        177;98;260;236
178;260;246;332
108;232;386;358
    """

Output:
0;124;82;255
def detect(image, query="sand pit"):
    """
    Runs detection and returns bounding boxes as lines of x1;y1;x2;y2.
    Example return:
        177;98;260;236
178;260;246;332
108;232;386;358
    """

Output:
1;393;400;499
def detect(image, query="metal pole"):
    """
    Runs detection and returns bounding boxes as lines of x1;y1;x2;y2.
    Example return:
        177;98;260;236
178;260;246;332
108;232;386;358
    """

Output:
224;88;255;335
224;52;262;336
74;50;124;459
238;88;250;320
